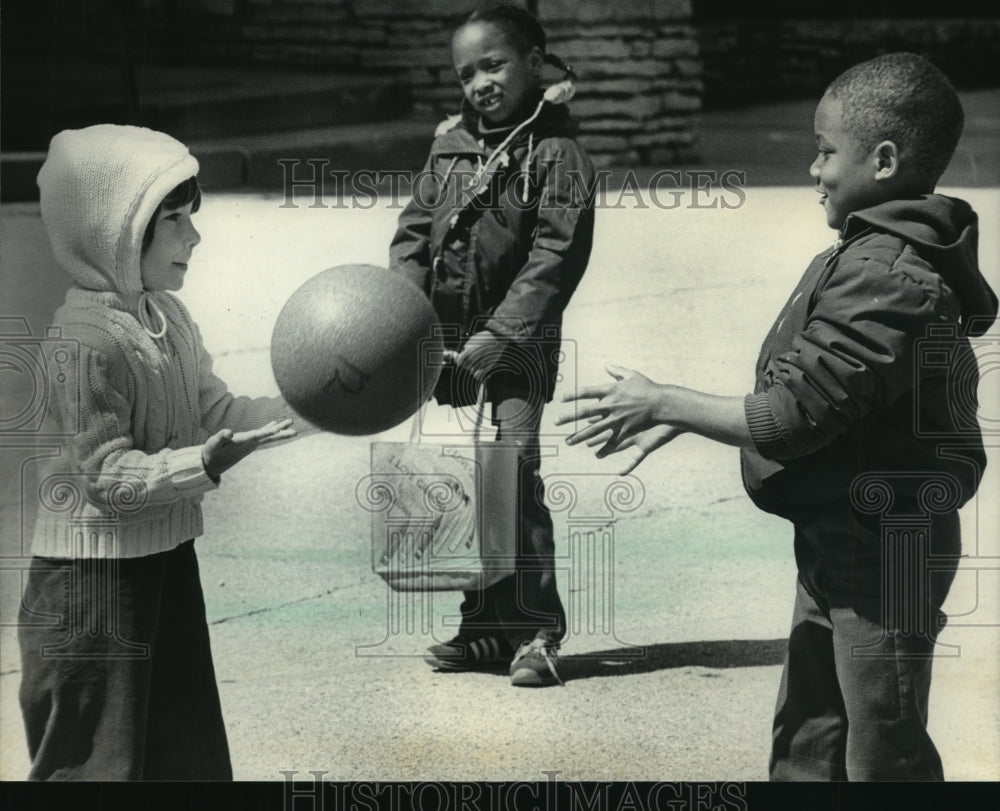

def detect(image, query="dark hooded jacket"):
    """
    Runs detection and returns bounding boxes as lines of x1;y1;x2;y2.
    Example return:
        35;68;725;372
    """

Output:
741;194;998;520
389;96;595;406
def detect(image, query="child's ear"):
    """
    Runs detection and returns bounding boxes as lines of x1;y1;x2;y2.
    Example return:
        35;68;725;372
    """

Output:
873;140;901;181
528;46;544;75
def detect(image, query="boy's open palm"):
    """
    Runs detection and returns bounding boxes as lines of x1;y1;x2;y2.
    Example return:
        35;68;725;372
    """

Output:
202;419;296;480
557;365;684;473
592;424;681;475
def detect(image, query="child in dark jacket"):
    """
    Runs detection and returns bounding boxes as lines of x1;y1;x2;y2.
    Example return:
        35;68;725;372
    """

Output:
559;53;997;778
389;1;595;687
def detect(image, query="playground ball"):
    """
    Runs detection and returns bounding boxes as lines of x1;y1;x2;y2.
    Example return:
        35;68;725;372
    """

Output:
270;264;442;435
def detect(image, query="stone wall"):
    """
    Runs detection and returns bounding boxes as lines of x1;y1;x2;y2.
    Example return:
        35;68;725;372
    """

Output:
232;0;702;167
696;17;1000;108
538;2;701;167
3;1;702;165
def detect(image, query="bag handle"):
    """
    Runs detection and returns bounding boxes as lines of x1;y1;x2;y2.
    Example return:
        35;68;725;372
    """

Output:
472;383;488;443
409;383;488;445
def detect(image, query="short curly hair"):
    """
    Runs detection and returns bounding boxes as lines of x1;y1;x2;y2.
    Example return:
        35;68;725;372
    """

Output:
824;53;964;189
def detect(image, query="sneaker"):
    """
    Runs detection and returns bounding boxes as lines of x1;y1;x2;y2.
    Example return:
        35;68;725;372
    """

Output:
424;635;512;671
509;638;564;687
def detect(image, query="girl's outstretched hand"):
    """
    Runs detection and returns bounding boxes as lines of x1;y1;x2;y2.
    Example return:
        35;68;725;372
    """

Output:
555;365;684;473
202;418;297;481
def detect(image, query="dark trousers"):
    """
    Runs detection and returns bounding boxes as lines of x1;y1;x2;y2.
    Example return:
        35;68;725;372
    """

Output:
457;391;566;649
769;507;959;781
18;540;232;781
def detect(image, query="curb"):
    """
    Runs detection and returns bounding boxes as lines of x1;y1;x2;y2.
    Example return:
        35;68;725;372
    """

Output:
1;120;438;203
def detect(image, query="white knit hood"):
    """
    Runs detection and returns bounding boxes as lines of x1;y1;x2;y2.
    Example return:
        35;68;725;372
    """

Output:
37;124;200;296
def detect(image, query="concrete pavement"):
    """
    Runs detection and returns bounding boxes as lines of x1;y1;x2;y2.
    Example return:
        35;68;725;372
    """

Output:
1;91;998;789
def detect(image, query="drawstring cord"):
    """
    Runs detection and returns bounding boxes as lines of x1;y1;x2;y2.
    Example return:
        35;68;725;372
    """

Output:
136;290;176;441
446;73;577;229
138;291;167;339
471;77;577;197
440;156;459;196
522;132;534;203
472;101;541;192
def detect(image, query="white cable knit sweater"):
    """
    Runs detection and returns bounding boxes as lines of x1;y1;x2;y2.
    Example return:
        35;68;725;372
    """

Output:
33;125;297;558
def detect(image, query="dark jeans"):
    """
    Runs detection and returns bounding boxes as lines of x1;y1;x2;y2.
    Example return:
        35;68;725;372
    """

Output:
457;391;566;650
18;540;232;781
770;507;960;781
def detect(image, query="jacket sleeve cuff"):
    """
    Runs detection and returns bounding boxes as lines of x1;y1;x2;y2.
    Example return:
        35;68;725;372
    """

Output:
481;318;517;340
168;445;220;494
744;392;796;461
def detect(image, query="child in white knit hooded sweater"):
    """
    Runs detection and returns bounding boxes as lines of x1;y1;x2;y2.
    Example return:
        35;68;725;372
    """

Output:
19;124;308;780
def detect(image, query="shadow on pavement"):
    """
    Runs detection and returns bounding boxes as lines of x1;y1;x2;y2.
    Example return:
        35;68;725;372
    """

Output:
559;638;787;683
423;639;787;683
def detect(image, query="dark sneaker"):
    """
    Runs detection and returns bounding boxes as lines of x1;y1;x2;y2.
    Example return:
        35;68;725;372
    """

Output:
509;638;564;686
424;635;512;671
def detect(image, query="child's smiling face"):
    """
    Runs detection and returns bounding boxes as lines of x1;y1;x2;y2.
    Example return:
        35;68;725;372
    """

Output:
141;202;201;291
452;20;542;126
810;94;881;230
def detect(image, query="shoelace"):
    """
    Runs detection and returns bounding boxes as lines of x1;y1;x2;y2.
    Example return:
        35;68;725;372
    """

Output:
514;638;564;685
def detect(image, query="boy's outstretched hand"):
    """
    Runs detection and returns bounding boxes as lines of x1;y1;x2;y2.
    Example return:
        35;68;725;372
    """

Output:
555;365;685;474
202;418;297;481
556;365;755;475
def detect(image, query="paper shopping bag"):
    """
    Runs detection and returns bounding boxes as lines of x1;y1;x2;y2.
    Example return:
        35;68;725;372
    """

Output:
367;434;519;592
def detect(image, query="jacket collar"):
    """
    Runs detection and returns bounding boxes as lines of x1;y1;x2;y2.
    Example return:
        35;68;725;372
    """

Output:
430;95;576;157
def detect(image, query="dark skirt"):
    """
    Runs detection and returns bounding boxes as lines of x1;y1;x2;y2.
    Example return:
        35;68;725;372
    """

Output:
17;540;232;781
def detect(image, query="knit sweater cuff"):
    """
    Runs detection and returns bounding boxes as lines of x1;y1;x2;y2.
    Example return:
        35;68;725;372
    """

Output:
167;445;219;494
744;392;794;461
